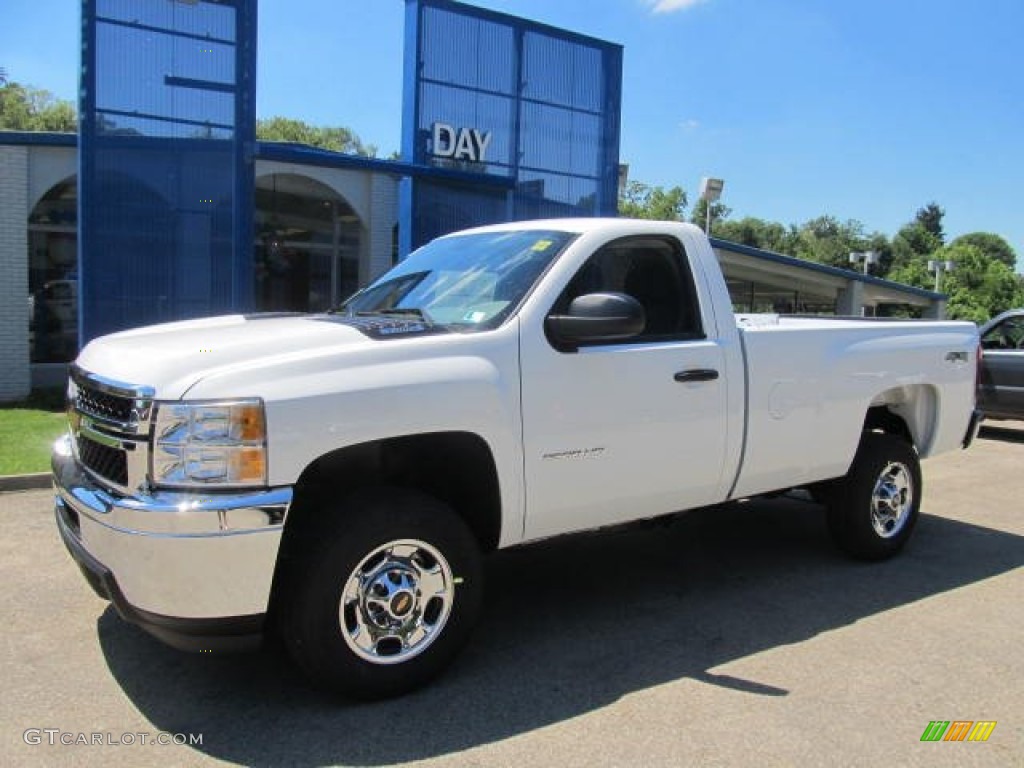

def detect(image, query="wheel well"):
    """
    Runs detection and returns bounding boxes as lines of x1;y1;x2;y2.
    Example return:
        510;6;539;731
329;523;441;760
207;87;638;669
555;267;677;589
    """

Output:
863;406;913;445
281;432;502;554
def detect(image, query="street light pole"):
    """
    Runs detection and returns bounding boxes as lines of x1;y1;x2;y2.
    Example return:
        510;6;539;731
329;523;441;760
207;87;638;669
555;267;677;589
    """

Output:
699;177;724;235
927;259;955;292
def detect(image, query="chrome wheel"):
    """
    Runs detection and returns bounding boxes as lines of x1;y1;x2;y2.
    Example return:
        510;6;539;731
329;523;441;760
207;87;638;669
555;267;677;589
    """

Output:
827;433;921;561
339;539;455;665
870;461;914;539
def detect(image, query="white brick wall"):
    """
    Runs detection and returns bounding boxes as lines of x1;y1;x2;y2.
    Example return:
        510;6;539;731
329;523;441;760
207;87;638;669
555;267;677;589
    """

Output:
367;174;399;283
0;146;31;402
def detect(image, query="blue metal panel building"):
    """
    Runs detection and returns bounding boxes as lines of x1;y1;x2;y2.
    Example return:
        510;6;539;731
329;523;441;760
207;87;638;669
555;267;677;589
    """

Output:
399;0;623;254
79;0;256;343
75;0;621;345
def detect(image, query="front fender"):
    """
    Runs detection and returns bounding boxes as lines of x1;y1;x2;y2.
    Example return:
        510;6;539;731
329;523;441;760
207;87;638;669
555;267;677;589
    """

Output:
185;323;526;547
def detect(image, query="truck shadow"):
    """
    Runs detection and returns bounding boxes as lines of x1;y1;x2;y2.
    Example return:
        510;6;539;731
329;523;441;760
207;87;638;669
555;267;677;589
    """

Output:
97;497;1024;766
979;423;1024;444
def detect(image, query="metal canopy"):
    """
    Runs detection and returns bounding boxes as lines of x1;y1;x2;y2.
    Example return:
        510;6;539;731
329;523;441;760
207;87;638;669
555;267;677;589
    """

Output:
713;243;943;313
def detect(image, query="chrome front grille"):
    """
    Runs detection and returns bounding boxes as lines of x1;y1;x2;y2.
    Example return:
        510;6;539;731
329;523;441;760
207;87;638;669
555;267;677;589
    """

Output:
77;435;129;487
75;385;135;424
68;367;154;494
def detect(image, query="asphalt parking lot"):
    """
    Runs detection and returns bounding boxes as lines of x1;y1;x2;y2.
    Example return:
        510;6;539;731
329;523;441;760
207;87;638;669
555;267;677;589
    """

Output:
3;424;1023;767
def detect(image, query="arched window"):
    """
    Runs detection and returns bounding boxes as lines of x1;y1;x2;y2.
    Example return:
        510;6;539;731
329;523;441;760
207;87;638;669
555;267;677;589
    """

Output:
28;178;78;363
254;174;362;313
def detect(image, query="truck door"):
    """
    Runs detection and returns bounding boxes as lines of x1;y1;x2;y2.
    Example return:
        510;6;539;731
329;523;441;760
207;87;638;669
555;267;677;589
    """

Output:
519;235;731;540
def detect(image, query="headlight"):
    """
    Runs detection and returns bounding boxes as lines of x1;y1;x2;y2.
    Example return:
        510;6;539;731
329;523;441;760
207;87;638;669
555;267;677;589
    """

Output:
152;399;267;488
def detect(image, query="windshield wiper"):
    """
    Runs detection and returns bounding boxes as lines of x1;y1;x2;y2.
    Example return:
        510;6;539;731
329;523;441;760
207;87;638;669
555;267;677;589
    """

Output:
355;307;435;325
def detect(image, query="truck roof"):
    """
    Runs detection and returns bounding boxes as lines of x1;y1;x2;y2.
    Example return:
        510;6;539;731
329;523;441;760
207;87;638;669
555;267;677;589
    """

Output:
447;217;707;239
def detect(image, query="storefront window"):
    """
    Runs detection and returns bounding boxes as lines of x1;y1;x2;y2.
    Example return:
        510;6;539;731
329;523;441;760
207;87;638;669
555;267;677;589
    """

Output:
254;174;362;313
725;278;837;315
28;178;79;363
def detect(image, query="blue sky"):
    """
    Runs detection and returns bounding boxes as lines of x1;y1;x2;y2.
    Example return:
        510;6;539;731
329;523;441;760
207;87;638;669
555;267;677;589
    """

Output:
2;0;1022;267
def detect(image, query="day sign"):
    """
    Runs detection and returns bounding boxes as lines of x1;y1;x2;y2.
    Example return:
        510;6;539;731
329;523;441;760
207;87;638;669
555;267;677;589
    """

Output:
431;122;493;164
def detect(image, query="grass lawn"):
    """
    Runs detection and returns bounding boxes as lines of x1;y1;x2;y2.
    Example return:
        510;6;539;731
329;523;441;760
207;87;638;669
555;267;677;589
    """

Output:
0;389;67;476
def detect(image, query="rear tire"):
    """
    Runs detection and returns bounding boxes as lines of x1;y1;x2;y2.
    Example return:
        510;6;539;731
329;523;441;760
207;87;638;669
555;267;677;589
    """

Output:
280;487;483;699
825;433;922;561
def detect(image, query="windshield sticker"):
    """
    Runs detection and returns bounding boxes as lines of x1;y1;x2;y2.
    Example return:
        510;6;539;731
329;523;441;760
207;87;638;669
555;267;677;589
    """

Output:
462;310;488;323
531;239;554;252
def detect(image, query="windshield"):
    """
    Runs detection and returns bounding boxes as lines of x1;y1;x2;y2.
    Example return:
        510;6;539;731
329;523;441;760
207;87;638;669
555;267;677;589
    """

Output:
336;229;576;331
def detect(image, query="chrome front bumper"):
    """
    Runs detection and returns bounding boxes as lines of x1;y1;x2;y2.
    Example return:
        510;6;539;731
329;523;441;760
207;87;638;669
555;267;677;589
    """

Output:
52;435;292;651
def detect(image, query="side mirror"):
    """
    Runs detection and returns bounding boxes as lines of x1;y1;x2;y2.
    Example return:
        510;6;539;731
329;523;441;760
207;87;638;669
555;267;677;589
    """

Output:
545;292;645;349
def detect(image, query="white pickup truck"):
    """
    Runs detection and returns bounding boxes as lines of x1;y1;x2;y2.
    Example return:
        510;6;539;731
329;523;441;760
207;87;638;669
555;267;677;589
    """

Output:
53;218;981;699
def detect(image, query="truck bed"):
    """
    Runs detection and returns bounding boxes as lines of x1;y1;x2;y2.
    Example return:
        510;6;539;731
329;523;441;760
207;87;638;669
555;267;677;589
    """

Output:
730;314;977;499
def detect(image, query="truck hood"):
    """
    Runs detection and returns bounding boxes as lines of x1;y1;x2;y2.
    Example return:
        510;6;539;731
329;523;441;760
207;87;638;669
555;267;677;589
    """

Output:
75;314;378;399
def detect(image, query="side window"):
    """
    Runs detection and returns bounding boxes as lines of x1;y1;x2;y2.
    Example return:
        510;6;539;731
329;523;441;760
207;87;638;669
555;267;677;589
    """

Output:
982;317;1024;350
552;236;703;344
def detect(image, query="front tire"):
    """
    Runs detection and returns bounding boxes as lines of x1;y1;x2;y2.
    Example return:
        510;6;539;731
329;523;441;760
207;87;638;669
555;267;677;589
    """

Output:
280;488;483;699
825;433;922;561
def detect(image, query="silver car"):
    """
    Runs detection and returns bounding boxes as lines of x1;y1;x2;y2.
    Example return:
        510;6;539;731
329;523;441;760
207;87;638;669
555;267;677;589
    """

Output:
978;309;1024;420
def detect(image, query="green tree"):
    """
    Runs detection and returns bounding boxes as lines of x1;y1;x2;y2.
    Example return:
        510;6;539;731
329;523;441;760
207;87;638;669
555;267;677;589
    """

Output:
915;202;946;243
713;216;797;253
256;116;377;157
887;203;948;273
950;232;1017;270
618;181;688;221
790;216;883;271
0;77;76;132
889;243;1024;323
889;221;941;271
